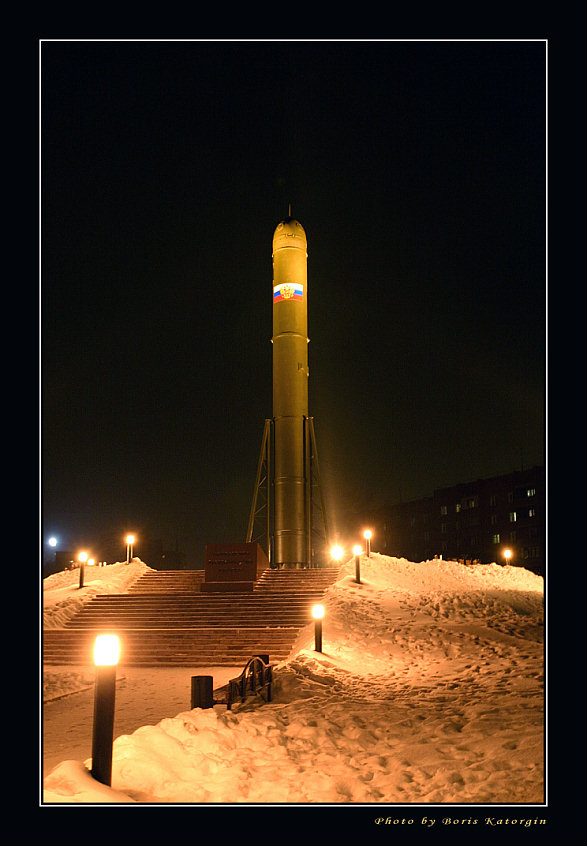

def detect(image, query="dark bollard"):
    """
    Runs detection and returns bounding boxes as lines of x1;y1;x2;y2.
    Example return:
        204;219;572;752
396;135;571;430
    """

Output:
91;635;119;787
79;564;85;589
312;605;324;652
191;675;214;709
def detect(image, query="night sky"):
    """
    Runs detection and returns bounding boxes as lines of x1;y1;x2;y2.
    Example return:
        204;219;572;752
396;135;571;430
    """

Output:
41;40;546;566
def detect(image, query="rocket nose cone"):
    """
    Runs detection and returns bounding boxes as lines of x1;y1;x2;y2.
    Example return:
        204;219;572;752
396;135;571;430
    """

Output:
273;217;307;251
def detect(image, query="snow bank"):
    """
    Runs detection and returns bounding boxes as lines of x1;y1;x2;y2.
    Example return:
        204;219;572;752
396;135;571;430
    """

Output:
43;554;545;805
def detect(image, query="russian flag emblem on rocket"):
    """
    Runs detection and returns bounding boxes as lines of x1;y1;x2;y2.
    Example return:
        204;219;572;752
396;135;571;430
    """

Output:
273;282;304;302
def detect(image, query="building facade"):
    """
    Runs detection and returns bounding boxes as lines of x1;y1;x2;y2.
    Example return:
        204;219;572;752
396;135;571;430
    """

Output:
375;466;545;575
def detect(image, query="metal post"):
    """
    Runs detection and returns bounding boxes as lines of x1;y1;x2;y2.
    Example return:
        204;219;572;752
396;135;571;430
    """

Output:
78;563;85;589
91;665;117;786
355;552;361;584
314;618;322;652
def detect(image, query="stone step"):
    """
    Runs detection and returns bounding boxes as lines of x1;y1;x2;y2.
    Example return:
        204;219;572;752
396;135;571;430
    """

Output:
43;627;300;666
43;566;340;666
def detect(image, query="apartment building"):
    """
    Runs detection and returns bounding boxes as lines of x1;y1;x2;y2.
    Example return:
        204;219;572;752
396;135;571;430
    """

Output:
374;466;545;575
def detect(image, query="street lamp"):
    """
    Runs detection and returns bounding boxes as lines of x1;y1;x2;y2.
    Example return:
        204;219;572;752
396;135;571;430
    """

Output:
48;536;57;548
125;534;135;564
363;529;372;557
353;544;362;584
78;551;88;589
504;548;513;565
312;604;324;652
91;634;120;786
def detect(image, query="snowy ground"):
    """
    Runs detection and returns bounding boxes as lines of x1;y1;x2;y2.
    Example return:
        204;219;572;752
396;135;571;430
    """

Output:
41;555;545;808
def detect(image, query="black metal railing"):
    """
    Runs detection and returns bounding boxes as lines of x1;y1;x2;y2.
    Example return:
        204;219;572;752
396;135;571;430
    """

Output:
226;655;273;710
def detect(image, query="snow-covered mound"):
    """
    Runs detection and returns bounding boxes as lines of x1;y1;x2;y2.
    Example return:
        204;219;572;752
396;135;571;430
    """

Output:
43;554;545;805
43;559;153;629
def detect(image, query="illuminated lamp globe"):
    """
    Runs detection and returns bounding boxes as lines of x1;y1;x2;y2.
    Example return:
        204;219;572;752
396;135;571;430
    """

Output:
330;545;344;562
94;635;120;667
312;604;324;620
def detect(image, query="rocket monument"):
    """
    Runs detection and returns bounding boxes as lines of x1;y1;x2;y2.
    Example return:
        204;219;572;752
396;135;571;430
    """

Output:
247;214;329;568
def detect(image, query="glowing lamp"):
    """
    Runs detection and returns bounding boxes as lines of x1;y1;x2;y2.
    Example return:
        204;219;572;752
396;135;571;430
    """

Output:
48;537;57;547
330;545;344;562
363;530;372;540
78;551;88;563
312;604;324;619
94;634;120;666
353;545;362;557
363;529;372;557
504;548;512;563
125;533;135;564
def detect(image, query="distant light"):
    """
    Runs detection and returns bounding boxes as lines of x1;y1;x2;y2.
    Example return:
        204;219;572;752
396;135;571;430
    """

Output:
353;545;362;557
363;530;372;540
94;635;120;666
88;558;95;566
330;545;344;561
504;548;512;561
312;604;324;619
125;535;135;545
78;551;88;563
48;537;57;548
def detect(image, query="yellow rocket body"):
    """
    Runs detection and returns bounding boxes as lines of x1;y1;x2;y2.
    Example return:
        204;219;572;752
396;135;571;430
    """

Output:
272;218;309;568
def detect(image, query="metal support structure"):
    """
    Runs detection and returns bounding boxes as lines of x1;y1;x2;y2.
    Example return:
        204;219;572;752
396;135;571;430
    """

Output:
247;415;329;567
246;419;273;564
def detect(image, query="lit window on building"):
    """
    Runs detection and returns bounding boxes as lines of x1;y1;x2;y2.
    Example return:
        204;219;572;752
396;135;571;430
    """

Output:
509;512;517;523
527;488;536;497
529;508;536;517
492;534;500;544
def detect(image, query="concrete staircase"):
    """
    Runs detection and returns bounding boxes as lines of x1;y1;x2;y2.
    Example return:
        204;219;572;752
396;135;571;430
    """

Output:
43;567;341;667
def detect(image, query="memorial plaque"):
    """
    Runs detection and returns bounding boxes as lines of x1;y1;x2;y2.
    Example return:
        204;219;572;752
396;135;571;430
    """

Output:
201;543;269;592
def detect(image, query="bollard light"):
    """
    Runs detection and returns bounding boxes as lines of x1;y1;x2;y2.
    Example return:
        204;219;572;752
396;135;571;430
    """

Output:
503;548;513;565
78;551;88;589
363;529;372;557
312;604;324;652
353;545;362;584
125;534;135;564
91;634;120;786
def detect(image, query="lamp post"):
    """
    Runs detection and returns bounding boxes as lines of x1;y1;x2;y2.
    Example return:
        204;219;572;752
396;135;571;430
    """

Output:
125;534;135;564
363;529;372;558
504;548;513;566
78;551;88;589
312;604;324;652
91;634;120;786
353;545;362;584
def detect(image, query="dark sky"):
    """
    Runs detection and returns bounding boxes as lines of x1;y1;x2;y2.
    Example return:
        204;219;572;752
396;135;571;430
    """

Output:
41;40;546;565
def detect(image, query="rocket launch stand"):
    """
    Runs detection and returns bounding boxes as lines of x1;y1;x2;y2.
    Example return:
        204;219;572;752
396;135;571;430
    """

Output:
246;416;330;568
